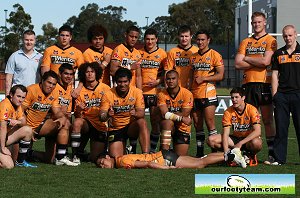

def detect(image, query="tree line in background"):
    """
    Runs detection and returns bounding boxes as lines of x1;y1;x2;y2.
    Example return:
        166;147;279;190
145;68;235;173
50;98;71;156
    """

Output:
0;0;236;62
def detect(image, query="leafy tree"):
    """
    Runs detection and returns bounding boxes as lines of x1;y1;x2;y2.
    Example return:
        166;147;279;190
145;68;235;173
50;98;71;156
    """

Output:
150;0;236;44
65;3;137;43
36;22;58;51
0;4;34;63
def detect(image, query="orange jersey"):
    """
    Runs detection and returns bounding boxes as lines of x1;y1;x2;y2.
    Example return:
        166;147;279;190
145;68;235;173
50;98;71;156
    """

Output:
165;45;198;87
41;45;84;74
23;84;60;129
111;44;142;87
0;98;24;122
53;83;73;114
115;151;165;169
190;49;224;98
75;82;111;131
157;87;193;133
237;34;277;84
139;47;167;94
101;86;144;130
83;46;113;86
222;103;261;138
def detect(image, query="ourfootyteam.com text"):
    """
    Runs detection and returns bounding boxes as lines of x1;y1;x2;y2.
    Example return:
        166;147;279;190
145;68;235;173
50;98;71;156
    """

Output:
211;187;281;193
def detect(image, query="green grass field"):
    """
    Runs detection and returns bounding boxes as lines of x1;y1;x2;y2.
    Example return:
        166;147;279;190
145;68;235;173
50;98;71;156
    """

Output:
0;116;299;197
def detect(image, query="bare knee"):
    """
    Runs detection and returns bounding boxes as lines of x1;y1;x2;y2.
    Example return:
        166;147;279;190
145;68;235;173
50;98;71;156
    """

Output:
248;138;263;153
1;159;14;169
207;135;217;148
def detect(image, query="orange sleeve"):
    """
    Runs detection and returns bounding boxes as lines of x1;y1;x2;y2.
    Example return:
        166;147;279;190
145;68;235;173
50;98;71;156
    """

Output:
250;106;261;124
182;90;193;108
41;47;51;68
0;101;8;121
23;86;34;108
222;109;232;127
266;37;277;52
157;91;166;106
213;51;224;68
100;91;111;111
165;51;175;70
111;46;122;62
237;39;247;55
135;89;145;109
76;50;85;68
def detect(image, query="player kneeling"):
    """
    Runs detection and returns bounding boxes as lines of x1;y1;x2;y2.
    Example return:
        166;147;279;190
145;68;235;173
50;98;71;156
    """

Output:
0;85;37;168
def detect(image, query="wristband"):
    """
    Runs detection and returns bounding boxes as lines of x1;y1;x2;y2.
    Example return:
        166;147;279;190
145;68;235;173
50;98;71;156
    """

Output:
164;112;183;122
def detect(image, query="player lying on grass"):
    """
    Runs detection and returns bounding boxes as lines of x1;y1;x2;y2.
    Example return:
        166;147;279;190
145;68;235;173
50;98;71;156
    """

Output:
96;148;247;169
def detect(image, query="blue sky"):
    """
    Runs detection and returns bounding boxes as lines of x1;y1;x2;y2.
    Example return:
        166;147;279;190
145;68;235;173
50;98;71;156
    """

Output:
0;0;186;35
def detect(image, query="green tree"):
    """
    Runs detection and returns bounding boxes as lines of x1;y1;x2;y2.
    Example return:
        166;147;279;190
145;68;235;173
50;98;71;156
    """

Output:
65;3;137;43
0;3;34;63
36;22;58;51
150;0;236;44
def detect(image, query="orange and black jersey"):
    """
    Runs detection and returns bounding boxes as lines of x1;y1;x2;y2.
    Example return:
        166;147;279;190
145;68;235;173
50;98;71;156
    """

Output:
222;103;260;138
0;98;24;122
100;86;144;131
41;44;84;74
190;49;224;99
75;82;111;131
83;46;113;86
165;45;198;88
115;151;165;169
237;34;277;84
272;42;300;93
53;83;73;114
139;47;167;95
111;43;142;87
23;84;60;129
157;87;193;133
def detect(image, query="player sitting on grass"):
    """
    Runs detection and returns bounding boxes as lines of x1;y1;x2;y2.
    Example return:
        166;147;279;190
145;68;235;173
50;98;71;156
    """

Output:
207;87;262;166
96;148;246;169
0;85;37;168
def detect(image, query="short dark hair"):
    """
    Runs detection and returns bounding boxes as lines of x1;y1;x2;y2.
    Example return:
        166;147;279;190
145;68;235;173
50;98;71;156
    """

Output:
144;28;158;38
251;11;266;21
23;30;35;38
78;62;103;83
195;29;211;40
10;84;27;96
59;25;72;35
115;68;132;81
87;24;108;42
42;70;59;82
230;87;245;97
59;63;74;74
126;25;140;34
165;69;179;77
178;25;192;35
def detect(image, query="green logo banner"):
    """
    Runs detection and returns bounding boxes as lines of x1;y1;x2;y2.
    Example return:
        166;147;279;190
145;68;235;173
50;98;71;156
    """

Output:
195;174;295;195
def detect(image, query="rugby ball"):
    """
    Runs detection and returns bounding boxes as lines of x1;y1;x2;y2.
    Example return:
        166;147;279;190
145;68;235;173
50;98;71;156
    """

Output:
227;175;251;188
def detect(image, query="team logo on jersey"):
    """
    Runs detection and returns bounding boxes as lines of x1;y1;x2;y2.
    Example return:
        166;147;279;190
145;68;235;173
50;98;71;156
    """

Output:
154;55;160;59
262;41;266;45
295;56;300;61
244;116;249;121
94;56;100;61
232;116;237;122
247;42;252;47
206;57;211;61
114;100;119;105
129;97;135;102
140;52;144;57
124;52;128;57
113;53;119;58
136;55;140;59
184;53;188;57
176;52;181;57
70;51;75;55
178;99;183;105
84;94;89;100
4;111;8;119
37;95;42;101
49;96;54;101
100;91;104;95
166;100;171;105
53;50;58;55
59;90;63;96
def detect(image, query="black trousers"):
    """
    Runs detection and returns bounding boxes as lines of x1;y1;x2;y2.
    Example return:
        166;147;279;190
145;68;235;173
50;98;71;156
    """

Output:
273;92;300;163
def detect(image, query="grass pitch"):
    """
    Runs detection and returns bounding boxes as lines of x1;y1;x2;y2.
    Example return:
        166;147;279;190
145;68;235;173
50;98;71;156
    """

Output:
0;116;299;198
